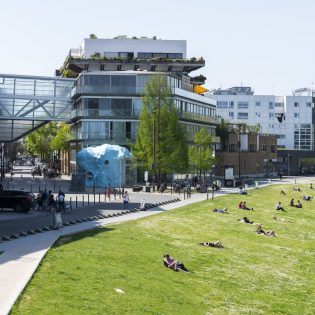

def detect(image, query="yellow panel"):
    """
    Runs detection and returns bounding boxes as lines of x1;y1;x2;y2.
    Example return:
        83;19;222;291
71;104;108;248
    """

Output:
193;85;209;94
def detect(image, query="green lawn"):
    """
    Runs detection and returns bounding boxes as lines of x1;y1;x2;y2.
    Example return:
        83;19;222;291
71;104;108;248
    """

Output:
11;184;315;315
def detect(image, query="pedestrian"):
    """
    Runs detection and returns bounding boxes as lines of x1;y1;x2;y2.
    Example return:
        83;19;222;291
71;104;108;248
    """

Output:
42;189;48;211
0;183;3;191
123;191;129;210
107;186;111;201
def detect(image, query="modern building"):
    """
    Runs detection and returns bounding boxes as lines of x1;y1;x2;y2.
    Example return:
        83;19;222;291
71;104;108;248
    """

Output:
211;86;314;151
59;37;218;178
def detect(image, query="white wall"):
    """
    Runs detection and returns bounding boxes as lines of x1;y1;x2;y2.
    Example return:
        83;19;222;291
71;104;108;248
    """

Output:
81;38;186;58
211;93;313;150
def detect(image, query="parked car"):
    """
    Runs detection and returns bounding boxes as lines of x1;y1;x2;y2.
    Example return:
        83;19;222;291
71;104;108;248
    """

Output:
0;190;35;212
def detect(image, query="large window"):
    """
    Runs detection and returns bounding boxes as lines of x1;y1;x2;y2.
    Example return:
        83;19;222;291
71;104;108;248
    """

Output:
238;102;248;109
111;75;136;94
238;112;248;119
217;101;228;108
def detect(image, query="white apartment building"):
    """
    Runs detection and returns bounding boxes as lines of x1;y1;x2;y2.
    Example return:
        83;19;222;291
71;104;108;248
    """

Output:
210;87;314;151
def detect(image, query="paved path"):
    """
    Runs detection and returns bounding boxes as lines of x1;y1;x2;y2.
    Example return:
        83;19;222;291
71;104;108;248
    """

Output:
0;176;313;315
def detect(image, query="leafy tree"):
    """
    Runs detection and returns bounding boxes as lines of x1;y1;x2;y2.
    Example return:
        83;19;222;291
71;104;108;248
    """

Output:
132;75;188;186
24;122;58;161
51;123;73;152
189;128;215;182
216;119;229;150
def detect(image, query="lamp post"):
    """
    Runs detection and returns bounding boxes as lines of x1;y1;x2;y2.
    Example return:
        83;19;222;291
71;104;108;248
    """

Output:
238;136;241;180
197;144;201;182
256;163;259;178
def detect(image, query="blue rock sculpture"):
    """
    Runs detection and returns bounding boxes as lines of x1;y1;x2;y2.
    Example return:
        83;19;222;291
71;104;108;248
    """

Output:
76;144;132;187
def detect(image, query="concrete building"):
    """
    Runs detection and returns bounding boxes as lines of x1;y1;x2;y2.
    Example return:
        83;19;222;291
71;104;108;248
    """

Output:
215;131;277;183
59;36;219;182
210;86;314;151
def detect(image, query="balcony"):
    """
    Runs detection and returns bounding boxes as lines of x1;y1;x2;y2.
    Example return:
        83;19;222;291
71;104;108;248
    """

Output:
62;55;205;75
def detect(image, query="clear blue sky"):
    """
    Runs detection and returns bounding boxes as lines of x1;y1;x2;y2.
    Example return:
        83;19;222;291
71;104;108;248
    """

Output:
1;0;315;95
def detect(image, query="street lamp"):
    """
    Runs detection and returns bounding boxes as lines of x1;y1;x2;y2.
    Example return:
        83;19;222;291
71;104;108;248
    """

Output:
196;144;201;182
238;137;241;180
256;163;259;178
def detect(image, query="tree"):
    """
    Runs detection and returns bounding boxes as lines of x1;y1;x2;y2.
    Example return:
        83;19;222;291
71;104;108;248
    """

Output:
189;128;215;183
24;122;58;161
216;119;229;150
132;75;188;187
51;123;73;152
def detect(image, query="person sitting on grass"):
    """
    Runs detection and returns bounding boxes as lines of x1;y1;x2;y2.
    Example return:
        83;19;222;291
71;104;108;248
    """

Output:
296;200;302;208
275;201;286;212
199;241;223;248
238;216;254;224
256;224;276;237
310;183;313;190
242;201;254;210
238;201;244;209
239;186;248;195
290;198;295;207
163;254;189;272
213;207;228;214
280;190;286;195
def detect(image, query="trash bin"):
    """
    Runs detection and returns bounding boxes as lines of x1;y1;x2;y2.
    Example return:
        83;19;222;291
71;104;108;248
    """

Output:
143;186;152;193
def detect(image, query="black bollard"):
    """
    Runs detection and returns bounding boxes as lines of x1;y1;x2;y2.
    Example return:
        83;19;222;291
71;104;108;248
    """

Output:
99;193;100;203
70;197;72;210
83;195;84;207
88;194;90;205
94;193;95;204
76;196;78;208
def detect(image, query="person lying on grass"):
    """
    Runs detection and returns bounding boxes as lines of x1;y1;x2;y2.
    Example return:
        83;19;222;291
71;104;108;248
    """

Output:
303;195;312;201
163;254;189;272
213;207;228;214
290;198;295;207
273;216;291;222
280;190;286;195
238;216;254;224
238;201;254;210
199;241;224;248
256;224;276;237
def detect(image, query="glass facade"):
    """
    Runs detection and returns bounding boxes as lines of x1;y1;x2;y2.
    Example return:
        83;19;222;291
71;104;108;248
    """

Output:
71;72;217;148
0;74;74;141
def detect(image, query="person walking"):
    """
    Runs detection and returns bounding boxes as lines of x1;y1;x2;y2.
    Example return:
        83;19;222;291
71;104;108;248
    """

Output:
123;191;129;210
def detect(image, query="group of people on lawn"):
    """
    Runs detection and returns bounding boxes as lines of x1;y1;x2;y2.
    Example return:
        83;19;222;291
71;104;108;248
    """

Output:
164;183;313;273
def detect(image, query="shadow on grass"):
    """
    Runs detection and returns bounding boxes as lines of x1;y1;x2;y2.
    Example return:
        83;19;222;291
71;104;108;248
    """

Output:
53;226;115;248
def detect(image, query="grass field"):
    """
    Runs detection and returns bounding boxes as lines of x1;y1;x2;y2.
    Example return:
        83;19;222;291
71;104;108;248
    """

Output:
11;184;315;315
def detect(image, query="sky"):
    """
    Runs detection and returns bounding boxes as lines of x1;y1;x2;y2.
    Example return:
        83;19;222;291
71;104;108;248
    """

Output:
1;0;315;95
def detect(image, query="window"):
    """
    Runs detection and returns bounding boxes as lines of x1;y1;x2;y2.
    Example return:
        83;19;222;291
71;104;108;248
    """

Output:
261;144;267;151
229;112;234;118
249;144;256;152
294;113;299;118
229;101;234;108
238;112;248;119
229;143;237;152
255;101;260;107
269;113;274;118
306;102;312;107
217;101;228;108
271;145;276;153
294;102;299;107
256;112;260;117
238;102;248;109
269;102;274;109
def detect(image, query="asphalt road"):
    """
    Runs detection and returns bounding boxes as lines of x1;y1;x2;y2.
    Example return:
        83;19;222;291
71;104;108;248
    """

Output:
0;193;177;238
